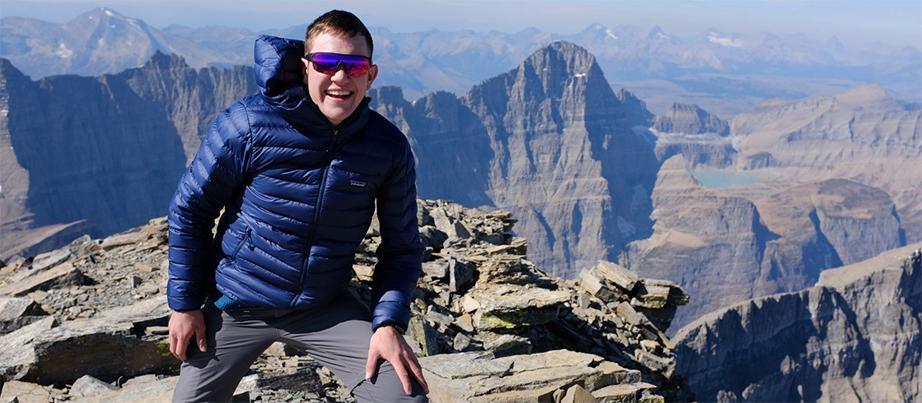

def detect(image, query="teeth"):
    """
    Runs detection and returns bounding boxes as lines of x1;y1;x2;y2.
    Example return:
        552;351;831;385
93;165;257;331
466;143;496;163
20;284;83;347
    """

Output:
326;90;352;96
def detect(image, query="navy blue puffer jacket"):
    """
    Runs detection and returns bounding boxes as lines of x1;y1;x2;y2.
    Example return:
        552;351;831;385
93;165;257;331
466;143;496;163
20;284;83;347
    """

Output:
167;35;423;331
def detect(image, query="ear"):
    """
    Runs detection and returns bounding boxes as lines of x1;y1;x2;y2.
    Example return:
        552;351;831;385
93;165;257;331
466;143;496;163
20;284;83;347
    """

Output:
301;57;310;84
366;64;379;89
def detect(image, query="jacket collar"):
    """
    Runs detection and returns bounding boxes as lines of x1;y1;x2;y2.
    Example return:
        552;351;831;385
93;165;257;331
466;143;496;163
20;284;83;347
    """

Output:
253;34;369;142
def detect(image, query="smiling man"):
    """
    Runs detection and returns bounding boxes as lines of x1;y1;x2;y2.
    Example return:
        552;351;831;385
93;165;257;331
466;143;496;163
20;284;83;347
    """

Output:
166;10;428;402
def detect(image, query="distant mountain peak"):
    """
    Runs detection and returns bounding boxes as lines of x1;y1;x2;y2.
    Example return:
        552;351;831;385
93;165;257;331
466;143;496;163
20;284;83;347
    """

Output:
588;22;608;31
654;103;729;136
143;51;189;70
526;41;597;75
579;23;620;41
706;31;743;48
647;25;669;41
80;7;129;20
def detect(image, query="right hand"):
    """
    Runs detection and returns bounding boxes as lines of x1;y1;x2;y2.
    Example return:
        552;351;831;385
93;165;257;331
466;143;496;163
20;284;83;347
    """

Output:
168;309;207;361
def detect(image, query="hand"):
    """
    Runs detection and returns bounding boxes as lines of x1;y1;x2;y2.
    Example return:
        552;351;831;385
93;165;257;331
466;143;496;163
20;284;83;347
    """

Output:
365;325;429;395
168;309;207;361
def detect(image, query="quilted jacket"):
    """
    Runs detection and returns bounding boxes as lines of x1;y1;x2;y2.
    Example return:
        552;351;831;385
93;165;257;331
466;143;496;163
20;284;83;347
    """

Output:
167;35;423;331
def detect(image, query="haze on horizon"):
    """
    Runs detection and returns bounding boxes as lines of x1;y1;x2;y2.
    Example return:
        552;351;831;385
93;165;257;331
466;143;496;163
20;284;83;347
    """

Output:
2;0;920;50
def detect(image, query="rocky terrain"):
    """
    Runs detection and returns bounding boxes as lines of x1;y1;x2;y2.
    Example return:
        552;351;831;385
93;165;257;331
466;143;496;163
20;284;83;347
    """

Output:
0;199;691;402
673;243;922;402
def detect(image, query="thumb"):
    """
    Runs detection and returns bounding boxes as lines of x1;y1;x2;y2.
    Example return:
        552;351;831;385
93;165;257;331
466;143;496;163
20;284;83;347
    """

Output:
365;348;380;380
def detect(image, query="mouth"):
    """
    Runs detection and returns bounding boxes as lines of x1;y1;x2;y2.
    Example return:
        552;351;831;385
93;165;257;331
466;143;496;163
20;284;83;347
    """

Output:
325;89;353;100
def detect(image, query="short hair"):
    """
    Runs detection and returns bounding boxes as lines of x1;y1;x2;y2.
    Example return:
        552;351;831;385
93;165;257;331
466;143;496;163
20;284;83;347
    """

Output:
305;10;374;60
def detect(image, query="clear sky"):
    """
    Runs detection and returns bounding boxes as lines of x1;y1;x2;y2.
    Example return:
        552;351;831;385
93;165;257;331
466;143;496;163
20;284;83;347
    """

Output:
2;0;921;48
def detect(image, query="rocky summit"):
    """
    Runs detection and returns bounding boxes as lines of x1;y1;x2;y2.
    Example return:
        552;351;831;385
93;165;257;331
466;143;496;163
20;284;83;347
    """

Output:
0;199;689;402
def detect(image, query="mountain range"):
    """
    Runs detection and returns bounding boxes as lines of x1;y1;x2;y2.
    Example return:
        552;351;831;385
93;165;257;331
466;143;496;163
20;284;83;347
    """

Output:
3;40;919;332
1;14;920;401
3;8;920;118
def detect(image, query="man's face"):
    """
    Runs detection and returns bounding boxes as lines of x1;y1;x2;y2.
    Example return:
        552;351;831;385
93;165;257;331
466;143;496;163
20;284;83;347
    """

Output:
302;32;377;127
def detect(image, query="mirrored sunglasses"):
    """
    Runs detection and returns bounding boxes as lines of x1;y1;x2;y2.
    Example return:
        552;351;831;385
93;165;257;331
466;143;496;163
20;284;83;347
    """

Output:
304;52;372;77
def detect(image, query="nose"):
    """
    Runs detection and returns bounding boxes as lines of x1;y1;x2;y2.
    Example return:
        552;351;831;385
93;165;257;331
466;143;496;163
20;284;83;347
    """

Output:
330;64;350;82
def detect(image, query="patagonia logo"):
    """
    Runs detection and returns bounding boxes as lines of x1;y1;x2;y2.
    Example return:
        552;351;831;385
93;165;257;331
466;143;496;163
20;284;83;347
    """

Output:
349;179;367;188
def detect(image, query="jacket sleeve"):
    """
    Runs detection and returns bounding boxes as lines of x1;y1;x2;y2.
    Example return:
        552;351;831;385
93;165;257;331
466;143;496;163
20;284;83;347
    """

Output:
371;139;424;331
167;102;251;311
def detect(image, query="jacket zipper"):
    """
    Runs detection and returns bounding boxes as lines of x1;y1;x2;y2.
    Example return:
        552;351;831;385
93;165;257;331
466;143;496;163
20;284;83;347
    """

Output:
232;227;252;258
297;128;339;299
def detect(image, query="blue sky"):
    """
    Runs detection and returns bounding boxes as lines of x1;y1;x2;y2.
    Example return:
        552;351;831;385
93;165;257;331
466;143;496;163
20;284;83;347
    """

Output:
2;0;921;48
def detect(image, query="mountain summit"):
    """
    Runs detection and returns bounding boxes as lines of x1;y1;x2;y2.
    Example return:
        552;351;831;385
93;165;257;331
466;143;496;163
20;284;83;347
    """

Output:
373;41;660;276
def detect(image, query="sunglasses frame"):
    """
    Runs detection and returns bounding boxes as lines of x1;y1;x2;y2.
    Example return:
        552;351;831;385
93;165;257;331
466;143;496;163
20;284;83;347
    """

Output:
304;52;373;77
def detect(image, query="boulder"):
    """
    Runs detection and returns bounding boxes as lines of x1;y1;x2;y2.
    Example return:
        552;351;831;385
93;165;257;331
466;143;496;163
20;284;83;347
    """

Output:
30;248;72;272
71;375;177;403
0;263;85;297
0;316;56;380
448;255;475;293
2;297;174;384
0;297;48;334
0;380;51;403
99;232;148;251
579;261;640;303
561;384;598;403
472;286;570;330
482;334;532;357
70;374;118;398
420;349;640;402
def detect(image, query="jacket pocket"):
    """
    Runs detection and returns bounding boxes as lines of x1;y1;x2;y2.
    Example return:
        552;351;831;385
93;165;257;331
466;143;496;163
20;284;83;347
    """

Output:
231;227;252;259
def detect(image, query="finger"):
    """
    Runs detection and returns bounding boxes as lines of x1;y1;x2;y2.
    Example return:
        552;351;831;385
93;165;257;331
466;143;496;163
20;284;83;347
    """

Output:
175;334;189;361
365;349;380;380
391;358;412;395
404;352;429;394
169;334;178;360
196;328;207;352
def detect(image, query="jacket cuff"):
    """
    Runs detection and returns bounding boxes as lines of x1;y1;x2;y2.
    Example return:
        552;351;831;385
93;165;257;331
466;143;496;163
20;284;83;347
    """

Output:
371;296;411;332
167;293;205;312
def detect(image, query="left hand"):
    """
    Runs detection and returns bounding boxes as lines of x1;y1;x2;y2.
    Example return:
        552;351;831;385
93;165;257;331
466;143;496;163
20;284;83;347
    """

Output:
364;325;429;395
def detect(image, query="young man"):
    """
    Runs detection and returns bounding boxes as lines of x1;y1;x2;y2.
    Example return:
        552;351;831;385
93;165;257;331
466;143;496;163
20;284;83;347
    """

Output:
166;10;428;402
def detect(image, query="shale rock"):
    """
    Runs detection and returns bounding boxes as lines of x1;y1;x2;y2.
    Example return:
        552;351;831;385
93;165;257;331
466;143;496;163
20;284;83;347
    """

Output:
0;200;690;401
0;296;48;334
2;297;173;385
0;380;52;403
420;350;651;402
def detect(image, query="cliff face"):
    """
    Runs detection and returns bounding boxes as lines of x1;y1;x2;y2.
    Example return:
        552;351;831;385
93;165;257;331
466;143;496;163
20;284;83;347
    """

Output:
0;54;255;257
369;87;494;209
674;244;922;402
120;52;256;160
374;42;658;277
653;103;729;136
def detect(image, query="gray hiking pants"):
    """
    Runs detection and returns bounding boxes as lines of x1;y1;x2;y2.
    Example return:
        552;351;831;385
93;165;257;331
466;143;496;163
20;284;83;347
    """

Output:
172;291;428;402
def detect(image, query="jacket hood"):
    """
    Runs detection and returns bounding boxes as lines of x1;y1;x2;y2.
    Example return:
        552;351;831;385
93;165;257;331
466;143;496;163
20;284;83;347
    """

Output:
254;34;307;107
253;35;370;137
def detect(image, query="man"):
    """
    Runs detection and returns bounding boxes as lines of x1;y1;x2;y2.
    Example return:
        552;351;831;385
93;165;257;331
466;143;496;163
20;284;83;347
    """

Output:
167;10;428;402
